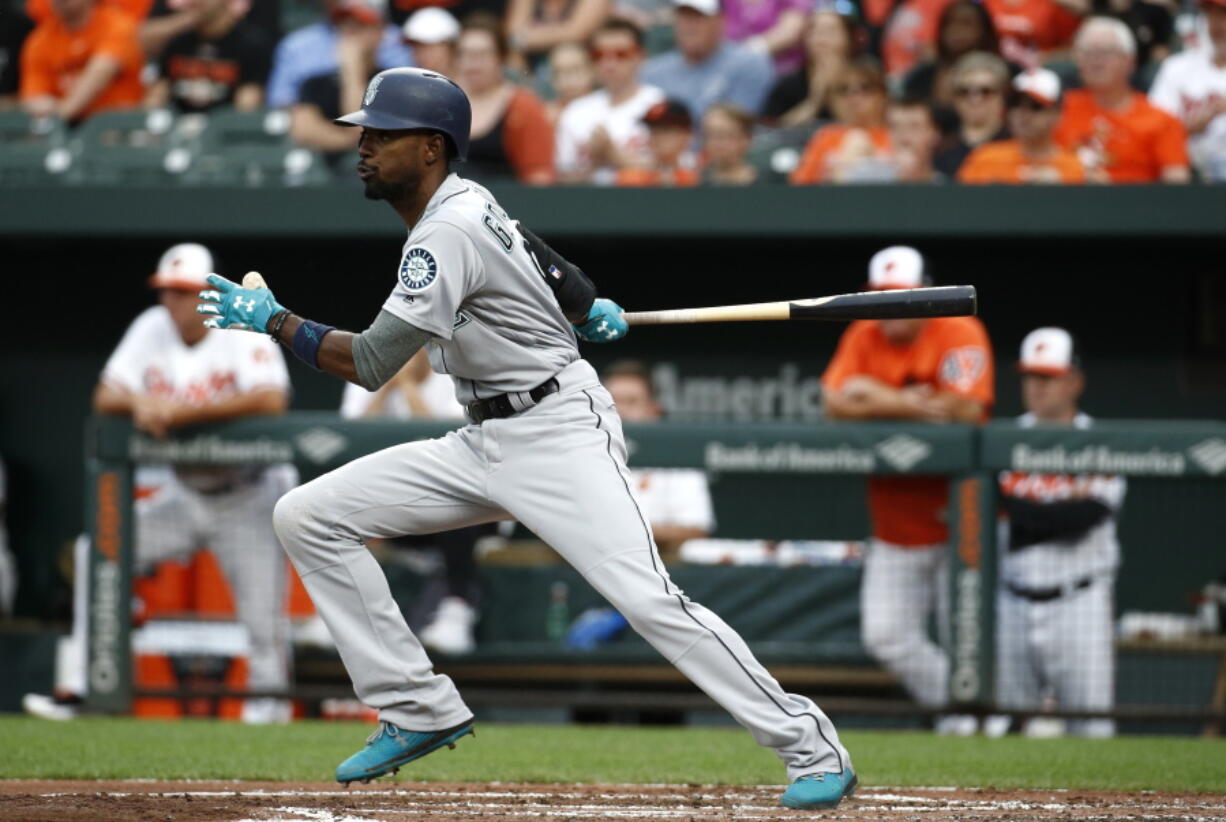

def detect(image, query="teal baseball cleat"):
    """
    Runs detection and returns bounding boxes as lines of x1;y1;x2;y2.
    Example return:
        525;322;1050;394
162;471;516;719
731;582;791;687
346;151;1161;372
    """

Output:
335;719;474;786
780;768;858;810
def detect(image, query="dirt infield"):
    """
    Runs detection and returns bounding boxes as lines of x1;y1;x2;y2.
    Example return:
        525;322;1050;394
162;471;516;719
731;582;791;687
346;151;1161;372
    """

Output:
3;780;1226;821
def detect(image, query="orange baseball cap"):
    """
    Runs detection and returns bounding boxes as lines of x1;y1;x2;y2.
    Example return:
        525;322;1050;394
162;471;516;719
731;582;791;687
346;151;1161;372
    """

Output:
1019;327;1079;376
148;243;214;291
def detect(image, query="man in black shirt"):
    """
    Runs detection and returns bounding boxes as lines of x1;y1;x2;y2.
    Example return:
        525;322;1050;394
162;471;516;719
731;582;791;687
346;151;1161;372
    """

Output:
146;0;271;112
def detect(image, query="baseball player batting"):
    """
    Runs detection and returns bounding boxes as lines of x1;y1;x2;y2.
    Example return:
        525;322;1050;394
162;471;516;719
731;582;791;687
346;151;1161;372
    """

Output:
197;68;854;810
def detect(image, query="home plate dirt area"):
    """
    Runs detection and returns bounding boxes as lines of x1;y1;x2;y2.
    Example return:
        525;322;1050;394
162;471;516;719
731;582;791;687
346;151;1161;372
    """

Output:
4;781;1226;821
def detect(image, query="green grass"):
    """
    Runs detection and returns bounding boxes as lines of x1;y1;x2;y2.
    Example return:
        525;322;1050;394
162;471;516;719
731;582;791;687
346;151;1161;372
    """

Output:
0;717;1223;792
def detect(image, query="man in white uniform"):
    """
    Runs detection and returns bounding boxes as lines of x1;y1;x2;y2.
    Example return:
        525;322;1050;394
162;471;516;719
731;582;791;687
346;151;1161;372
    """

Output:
996;328;1124;738
555;18;663;184
1149;0;1226;181
197;67;854;810
24;243;296;724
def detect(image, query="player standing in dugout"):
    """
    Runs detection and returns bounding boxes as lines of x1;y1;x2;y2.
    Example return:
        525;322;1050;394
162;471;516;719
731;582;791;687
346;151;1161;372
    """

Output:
196;67;856;811
822;246;994;734
996;327;1123;738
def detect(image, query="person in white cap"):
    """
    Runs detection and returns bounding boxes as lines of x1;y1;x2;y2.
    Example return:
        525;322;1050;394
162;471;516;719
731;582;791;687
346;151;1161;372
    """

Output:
959;67;1085;184
402;7;459;76
23;243;298;725
1148;0;1226;182
822;245;994;735
640;0;774;121
995;327;1124;738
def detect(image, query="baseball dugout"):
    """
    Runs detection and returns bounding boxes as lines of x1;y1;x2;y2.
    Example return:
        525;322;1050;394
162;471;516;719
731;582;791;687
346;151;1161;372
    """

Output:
82;415;1226;731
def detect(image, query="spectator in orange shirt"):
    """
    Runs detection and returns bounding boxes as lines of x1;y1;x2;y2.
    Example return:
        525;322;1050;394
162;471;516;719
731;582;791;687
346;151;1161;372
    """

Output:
823;245;994;733
20;0;144;122
1055;17;1190;183
934;51;1011;176
457;18;555;185
831;96;946;182
616;98;699;186
789;58;890;184
960;67;1085;183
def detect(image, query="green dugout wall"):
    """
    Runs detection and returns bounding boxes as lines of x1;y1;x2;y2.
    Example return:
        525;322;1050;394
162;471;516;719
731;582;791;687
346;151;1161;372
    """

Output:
3;184;1224;617
81;415;1226;715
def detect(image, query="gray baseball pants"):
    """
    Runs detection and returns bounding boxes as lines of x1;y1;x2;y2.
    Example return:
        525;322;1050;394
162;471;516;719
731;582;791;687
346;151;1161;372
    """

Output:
273;359;850;780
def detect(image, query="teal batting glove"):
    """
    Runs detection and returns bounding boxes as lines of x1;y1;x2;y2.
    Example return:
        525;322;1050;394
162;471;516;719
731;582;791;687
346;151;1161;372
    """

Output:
196;274;286;333
574;298;628;343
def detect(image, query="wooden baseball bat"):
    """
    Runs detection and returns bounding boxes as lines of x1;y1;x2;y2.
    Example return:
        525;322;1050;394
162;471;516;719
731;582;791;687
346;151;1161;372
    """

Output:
242;271;268;289
621;285;976;326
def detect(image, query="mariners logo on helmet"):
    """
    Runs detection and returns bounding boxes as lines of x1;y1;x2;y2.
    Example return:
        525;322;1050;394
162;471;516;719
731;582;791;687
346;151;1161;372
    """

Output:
400;247;439;292
364;74;385;107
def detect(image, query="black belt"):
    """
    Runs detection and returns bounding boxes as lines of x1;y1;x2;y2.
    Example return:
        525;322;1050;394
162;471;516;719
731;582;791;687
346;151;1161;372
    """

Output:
1006;576;1094;602
466;378;560;424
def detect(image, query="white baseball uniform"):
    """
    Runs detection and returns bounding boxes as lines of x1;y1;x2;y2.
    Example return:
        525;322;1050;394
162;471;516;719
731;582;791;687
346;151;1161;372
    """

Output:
1148;46;1226;182
996;412;1124;737
101;306;297;701
273;173;851;780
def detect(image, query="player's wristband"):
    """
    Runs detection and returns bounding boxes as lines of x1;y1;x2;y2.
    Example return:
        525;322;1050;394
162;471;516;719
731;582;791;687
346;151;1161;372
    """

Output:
269;309;292;341
291;319;335;370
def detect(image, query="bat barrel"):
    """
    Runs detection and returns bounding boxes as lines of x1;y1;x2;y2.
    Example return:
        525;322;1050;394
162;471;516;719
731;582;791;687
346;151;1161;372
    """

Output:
791;285;976;321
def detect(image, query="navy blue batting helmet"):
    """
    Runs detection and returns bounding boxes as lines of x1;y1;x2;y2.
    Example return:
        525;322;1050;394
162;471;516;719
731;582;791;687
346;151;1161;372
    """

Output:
335;68;472;161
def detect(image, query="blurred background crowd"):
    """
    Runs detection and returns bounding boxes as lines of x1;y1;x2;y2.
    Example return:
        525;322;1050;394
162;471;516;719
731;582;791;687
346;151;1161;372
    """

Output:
2;0;1224;184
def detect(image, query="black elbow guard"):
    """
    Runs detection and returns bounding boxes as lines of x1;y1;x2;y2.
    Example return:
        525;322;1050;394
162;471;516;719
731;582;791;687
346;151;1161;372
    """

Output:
519;224;597;324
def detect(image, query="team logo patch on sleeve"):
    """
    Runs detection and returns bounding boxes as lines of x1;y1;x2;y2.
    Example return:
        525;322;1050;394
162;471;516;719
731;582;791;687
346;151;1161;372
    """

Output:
939;346;987;393
399;247;439;292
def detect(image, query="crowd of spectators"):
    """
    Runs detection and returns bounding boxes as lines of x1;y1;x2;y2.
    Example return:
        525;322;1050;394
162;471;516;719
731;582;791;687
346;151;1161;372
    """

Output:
2;0;1224;183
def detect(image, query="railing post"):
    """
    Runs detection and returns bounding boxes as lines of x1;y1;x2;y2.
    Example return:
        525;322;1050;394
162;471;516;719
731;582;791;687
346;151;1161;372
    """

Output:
947;471;997;710
83;418;134;714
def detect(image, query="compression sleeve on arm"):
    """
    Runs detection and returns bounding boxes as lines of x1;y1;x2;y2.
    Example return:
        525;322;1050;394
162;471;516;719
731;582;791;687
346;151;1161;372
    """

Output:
350;309;433;391
519;224;598;324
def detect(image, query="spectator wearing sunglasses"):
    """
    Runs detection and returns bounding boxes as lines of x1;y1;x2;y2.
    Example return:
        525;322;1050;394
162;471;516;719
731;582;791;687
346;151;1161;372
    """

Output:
959;68;1084;183
934;50;1010;176
790;57;890;183
556;18;664;183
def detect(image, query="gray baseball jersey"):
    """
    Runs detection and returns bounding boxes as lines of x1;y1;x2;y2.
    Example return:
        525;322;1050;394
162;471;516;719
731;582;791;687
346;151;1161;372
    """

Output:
271;173;852;784
380;174;579;405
